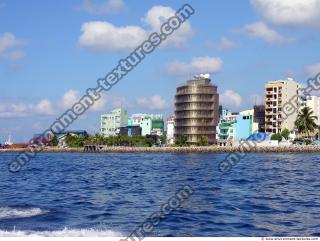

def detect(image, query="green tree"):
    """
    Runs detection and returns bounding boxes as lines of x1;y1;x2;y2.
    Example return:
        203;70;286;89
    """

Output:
49;135;59;146
295;107;318;138
281;128;290;140
271;133;282;142
176;134;188;146
198;136;209;146
65;134;86;147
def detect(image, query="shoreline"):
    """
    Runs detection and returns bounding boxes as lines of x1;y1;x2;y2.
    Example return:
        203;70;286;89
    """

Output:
1;145;320;153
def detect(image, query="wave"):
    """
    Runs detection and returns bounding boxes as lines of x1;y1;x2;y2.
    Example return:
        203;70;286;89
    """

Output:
0;228;122;237
0;207;48;220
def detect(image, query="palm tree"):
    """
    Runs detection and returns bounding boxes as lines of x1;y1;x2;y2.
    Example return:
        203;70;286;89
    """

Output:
294;107;318;138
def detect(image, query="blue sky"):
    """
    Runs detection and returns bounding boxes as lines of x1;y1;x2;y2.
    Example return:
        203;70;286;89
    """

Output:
1;0;320;142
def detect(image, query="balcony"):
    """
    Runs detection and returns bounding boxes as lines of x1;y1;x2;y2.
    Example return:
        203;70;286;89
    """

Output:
175;97;215;104
265;109;272;114
175;121;216;127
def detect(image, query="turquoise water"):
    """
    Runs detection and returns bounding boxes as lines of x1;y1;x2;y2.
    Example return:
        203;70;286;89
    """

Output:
0;152;319;236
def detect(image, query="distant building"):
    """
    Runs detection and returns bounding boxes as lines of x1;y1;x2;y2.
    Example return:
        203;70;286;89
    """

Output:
254;105;265;132
265;78;301;134
301;96;320;125
174;74;219;144
166;115;175;144
219;106;229;120
218;109;260;144
31;133;49;146
234;113;254;140
129;114;164;136
239;109;259;134
224;112;238;122
218;120;235;144
119;125;142;137
55;130;88;147
101;108;128;136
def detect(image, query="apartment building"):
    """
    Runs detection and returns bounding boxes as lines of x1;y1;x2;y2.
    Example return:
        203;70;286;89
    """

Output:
174;74;219;144
265;78;301;134
301;95;320;125
129;114;164;136
100;108;128;136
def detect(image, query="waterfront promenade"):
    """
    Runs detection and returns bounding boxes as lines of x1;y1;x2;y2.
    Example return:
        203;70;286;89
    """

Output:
2;145;320;153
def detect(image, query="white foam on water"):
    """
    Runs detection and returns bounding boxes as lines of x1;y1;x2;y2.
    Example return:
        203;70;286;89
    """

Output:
0;207;48;220
0;228;122;237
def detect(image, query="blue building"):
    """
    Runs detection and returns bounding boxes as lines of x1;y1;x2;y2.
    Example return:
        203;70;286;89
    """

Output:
234;114;252;141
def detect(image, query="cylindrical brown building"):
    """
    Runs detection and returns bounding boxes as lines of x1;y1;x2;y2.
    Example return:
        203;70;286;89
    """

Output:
174;76;219;144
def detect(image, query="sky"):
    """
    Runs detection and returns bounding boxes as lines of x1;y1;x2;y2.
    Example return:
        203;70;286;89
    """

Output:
1;0;320;142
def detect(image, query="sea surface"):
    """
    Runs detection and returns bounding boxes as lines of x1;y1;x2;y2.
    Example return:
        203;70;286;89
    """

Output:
0;152;319;237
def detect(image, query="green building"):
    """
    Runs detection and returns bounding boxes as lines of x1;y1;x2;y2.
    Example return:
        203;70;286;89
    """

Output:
129;114;164;136
100;108;128;137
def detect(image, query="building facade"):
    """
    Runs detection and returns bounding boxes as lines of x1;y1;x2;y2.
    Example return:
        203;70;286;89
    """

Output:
234;114;253;140
166;115;175;144
302;95;320;126
254;105;265;133
218;109;260;144
119;125;142;137
174;75;219;144
101;108;128;136
218;120;235;143
129;114;164;136
265;78;301;134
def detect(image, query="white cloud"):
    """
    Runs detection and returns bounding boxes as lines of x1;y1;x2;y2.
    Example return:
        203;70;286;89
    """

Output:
206;37;238;51
136;95;168;110
60;89;81;109
165;56;223;76
60;89;110;112
142;5;193;49
77;0;125;15
79;22;147;52
91;94;107;111
79;5;194;52
251;0;320;28
220;90;242;109
0;32;28;60
238;21;294;46
35;99;54;115
305;63;320;77
0;99;54;118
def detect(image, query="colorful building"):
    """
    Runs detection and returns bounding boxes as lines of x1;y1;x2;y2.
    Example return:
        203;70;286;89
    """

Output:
100;108;128;137
218;109;260;143
129;114;164;136
218;120;235;142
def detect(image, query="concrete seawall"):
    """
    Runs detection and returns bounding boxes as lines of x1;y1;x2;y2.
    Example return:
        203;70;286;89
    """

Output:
2;145;320;153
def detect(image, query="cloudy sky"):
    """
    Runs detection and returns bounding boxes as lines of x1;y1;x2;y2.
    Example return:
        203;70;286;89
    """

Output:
1;0;320;142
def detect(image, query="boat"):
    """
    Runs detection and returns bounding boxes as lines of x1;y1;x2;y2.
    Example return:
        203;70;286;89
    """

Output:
4;135;13;146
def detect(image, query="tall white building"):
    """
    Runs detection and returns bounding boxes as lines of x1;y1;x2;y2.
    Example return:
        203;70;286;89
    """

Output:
101;108;128;136
265;78;301;134
302;96;320;125
166;115;175;144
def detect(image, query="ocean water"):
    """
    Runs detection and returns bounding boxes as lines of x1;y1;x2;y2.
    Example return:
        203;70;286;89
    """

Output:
0;152;320;237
